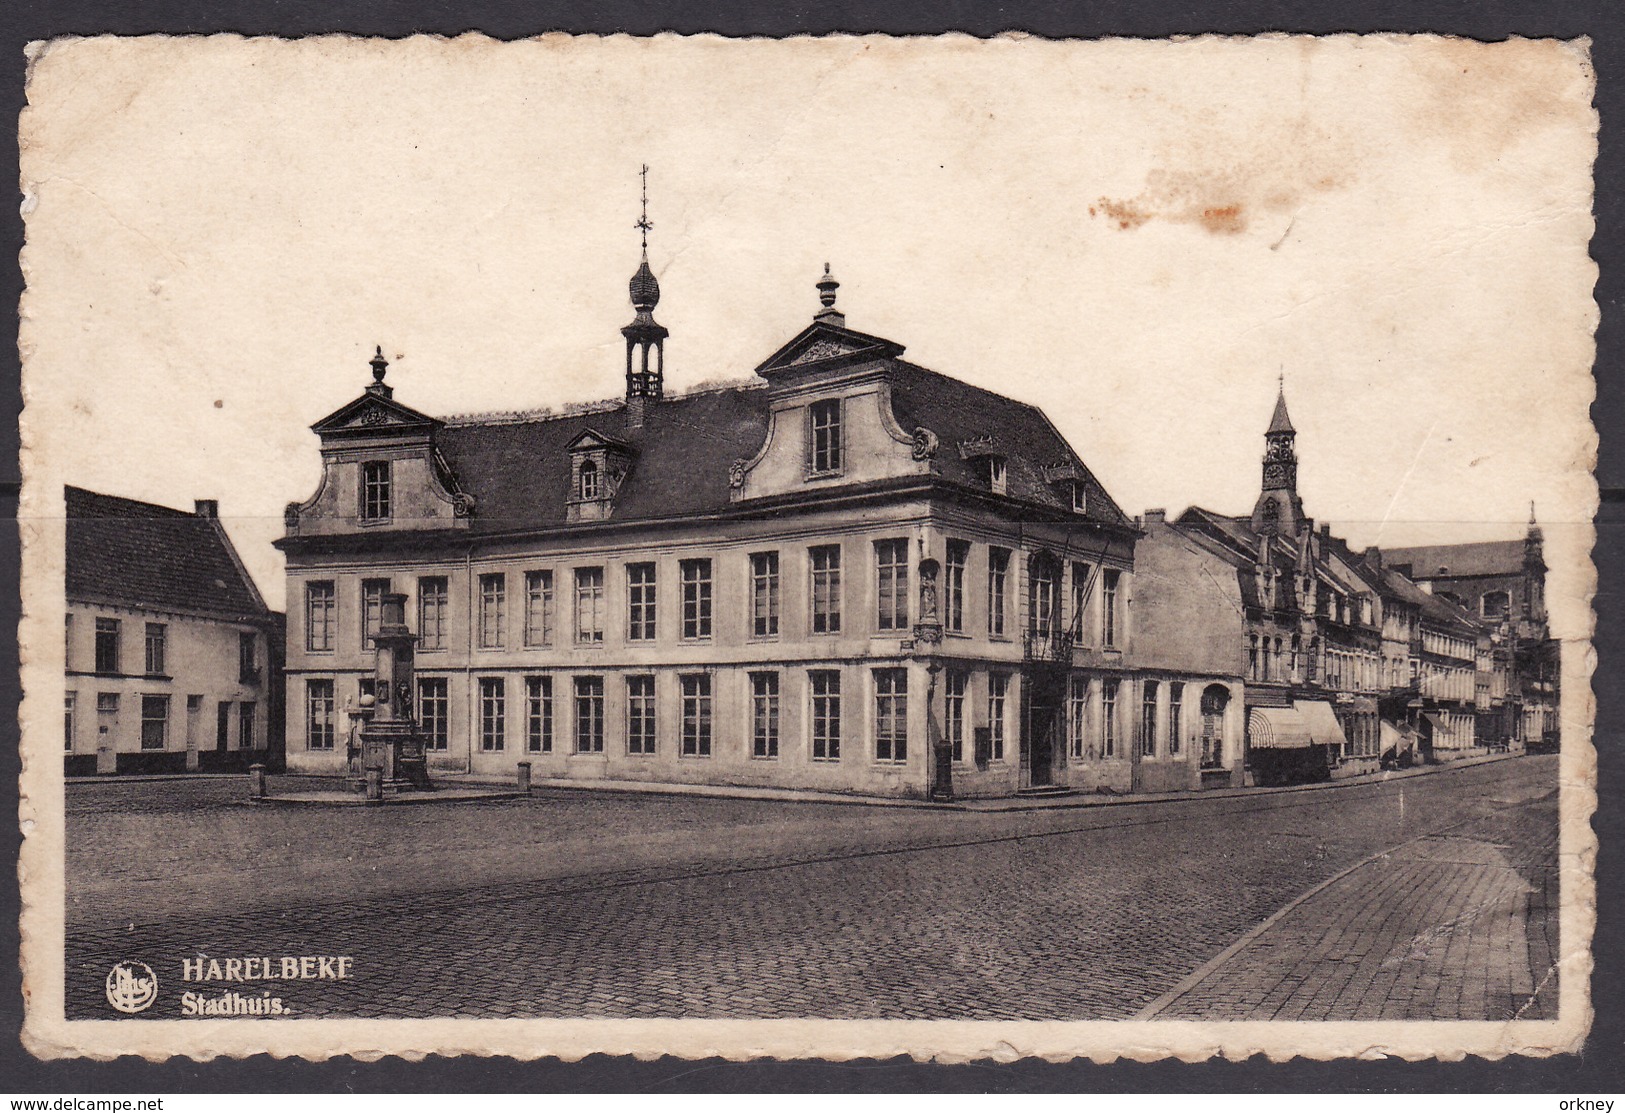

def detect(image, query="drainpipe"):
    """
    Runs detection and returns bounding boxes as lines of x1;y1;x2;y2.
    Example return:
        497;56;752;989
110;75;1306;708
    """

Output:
464;542;475;774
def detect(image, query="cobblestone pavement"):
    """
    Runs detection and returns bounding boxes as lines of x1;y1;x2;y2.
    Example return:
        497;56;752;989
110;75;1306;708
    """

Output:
1150;772;1560;1022
62;756;1559;1021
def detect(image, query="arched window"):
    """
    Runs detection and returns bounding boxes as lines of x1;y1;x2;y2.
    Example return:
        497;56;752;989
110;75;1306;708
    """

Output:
579;460;600;500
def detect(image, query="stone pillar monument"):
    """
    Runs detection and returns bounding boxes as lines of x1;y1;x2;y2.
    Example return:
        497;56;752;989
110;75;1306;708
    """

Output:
355;592;433;793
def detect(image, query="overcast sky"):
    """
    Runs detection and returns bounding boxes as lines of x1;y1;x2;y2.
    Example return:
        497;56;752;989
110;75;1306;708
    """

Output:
21;34;1597;614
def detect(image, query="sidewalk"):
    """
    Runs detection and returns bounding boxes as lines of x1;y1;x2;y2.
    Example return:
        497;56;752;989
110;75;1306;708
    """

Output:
1137;773;1559;1021
430;750;1521;812
69;751;1523;810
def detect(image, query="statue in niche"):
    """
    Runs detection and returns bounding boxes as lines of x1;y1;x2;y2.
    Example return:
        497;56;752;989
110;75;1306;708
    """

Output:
918;557;941;626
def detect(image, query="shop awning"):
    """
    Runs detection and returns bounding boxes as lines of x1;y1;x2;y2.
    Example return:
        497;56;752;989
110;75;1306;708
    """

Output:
1294;701;1350;749
1248;706;1314;749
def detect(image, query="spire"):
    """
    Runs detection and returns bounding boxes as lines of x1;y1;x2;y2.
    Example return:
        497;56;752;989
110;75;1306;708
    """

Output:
1268;376;1295;435
1253;373;1303;534
814;262;845;327
365;345;392;399
622;164;667;407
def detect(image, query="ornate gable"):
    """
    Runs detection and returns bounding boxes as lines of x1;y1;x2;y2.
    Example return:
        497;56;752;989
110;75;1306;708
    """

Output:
311;393;441;438
755;321;905;375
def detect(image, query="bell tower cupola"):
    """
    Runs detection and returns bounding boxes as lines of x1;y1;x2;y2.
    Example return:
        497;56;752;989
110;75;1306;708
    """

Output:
1251;375;1307;534
622;164;668;409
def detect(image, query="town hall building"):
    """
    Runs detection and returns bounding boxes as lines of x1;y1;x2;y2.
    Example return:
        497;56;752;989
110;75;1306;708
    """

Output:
277;234;1246;799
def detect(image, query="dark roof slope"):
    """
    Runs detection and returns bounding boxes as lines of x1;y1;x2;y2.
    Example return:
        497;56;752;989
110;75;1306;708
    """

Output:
437;386;771;533
1382;540;1526;579
431;362;1132;534
886;362;1130;526
1420;589;1482;635
66;486;270;621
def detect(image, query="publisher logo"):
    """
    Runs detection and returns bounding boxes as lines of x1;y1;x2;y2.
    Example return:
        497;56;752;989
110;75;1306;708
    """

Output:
105;961;158;1014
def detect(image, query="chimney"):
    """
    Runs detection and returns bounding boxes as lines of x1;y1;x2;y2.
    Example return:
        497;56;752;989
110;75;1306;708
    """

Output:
1143;508;1166;525
625;394;648;431
194;499;219;519
1320;522;1331;539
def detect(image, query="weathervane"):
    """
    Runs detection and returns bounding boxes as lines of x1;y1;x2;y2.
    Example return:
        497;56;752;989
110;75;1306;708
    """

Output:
634;164;653;255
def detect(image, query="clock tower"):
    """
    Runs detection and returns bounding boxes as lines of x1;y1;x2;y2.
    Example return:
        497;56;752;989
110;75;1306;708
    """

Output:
1251;380;1306;534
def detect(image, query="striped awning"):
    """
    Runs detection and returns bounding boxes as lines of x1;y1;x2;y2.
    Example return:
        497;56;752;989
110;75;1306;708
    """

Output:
1294;701;1351;748
1247;706;1314;750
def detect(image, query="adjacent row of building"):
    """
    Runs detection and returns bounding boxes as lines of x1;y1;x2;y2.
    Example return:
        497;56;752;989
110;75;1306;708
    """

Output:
63;247;1560;796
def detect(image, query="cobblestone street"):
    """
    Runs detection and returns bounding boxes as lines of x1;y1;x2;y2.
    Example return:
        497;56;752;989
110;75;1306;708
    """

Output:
62;756;1560;1022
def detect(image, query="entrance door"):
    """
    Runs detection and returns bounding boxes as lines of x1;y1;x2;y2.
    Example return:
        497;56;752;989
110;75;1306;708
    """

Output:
1024;674;1063;787
217;701;232;752
1199;684;1229;775
95;693;119;774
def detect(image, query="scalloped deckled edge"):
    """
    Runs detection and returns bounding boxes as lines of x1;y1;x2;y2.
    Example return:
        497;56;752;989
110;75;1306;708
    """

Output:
16;30;1599;1064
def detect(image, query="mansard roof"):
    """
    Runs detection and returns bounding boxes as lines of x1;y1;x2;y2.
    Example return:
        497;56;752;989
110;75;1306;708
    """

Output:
66;485;271;622
886;362;1129;525
437;387;769;532
424;361;1131;536
1382;539;1528;580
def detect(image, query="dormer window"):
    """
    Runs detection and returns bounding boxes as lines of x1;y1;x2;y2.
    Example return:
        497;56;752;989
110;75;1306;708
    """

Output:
361;461;392;521
1071;481;1088;514
985;456;1007;495
809;398;843;476
565;429;634;522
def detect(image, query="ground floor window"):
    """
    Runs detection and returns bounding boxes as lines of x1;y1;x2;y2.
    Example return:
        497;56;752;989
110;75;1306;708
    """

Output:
945;671;967;762
626;675;655;755
681;674;713;756
418;677;449;750
874;668;908;763
526;676;553;754
1068;676;1089;759
1101;679;1119;758
140;695;169;750
65;691;76;751
987;673;1007;762
306;681;335;750
751;672;780;758
810;670;841;761
479;677;505;752
1140;680;1159;758
575;676;605;753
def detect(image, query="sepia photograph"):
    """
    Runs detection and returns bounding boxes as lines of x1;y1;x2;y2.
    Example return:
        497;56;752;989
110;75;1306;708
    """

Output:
15;33;1597;1062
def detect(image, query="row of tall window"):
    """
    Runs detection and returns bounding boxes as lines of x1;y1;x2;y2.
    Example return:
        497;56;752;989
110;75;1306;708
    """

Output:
304;671;1220;768
1421;629;1474;660
67;615;259;682
305;669;868;763
304;545;1124;653
65;691;256;752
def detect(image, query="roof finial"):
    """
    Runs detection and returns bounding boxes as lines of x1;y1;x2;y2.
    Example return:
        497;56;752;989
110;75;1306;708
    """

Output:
1530;500;1537;525
634;164;653;258
370;345;388;385
814;262;844;325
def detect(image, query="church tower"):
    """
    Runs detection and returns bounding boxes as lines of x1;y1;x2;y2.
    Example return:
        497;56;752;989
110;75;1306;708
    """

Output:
1251;379;1307;534
622;165;667;417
